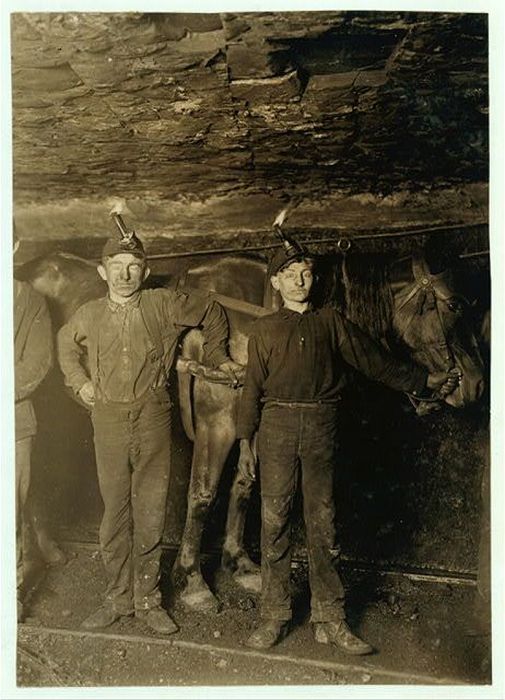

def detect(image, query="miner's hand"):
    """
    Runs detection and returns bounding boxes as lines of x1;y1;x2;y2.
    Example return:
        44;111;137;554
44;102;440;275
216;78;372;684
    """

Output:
78;380;95;406
426;369;461;397
238;439;257;482
218;360;245;388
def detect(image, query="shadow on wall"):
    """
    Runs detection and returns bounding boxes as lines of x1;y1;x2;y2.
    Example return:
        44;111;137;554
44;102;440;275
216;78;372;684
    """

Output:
30;367;101;543
333;383;489;573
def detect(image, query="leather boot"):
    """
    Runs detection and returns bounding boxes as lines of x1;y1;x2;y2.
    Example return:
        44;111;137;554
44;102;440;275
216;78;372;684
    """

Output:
314;620;374;655
245;619;290;649
82;605;131;630
136;607;179;635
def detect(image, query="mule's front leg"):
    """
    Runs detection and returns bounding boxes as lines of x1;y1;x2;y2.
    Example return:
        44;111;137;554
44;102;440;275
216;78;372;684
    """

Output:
175;485;217;612
174;413;235;612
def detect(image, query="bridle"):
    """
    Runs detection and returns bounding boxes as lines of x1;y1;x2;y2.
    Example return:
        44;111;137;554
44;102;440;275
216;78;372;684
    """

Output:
391;256;464;414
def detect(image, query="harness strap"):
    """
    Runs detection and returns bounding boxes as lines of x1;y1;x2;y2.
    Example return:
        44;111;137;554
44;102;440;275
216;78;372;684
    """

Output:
209;291;271;318
176;357;245;386
395;280;424;313
412;256;459;303
176;283;271;319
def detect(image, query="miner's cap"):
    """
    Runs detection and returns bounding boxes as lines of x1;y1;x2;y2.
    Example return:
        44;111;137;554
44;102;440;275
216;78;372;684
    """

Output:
101;232;146;260
269;240;315;276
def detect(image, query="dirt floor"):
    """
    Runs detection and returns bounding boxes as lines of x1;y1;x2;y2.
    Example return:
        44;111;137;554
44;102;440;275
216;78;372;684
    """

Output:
15;544;491;688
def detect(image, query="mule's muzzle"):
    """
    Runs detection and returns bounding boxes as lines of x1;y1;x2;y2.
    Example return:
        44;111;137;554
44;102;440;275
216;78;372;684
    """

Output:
445;374;485;408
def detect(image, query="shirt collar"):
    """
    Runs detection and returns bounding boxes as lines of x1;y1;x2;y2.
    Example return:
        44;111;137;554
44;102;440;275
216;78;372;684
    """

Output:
106;291;141;313
279;303;313;318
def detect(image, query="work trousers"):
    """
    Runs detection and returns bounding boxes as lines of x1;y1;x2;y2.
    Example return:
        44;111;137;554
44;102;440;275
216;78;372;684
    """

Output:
257;402;345;623
16;436;32;593
91;389;171;614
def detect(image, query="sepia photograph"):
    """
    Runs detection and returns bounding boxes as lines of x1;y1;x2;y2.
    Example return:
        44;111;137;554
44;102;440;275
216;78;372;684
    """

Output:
1;2;503;697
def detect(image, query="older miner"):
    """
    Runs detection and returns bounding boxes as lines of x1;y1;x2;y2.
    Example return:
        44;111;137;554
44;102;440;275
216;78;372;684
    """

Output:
58;228;240;634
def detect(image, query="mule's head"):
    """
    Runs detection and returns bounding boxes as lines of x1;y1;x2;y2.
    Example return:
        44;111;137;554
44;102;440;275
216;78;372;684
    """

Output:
19;252;106;325
341;252;484;409
390;255;484;408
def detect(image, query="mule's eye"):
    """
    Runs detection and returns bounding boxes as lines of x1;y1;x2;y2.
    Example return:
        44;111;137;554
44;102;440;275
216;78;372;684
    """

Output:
447;299;463;313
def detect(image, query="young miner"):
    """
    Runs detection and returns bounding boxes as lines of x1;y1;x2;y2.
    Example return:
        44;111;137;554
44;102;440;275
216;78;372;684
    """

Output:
57;226;240;634
236;240;459;653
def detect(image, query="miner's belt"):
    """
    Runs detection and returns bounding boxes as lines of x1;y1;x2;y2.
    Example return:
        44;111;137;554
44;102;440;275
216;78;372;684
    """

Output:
262;398;342;408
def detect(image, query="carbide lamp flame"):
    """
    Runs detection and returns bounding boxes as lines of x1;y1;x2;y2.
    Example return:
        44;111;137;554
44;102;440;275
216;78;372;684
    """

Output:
273;207;289;230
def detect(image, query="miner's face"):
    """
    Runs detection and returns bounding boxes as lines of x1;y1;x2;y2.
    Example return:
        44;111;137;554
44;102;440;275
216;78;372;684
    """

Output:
271;259;314;304
98;253;149;299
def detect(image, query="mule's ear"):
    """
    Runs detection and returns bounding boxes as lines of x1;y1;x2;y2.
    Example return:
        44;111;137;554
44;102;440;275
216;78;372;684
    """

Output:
143;265;151;282
97;264;107;281
270;275;280;291
45;260;61;278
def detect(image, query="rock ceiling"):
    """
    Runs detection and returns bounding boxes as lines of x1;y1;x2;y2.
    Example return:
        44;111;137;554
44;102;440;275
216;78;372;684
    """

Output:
11;11;489;254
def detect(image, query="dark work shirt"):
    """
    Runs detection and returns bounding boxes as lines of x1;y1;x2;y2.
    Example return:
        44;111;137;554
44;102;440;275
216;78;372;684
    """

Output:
236;306;427;439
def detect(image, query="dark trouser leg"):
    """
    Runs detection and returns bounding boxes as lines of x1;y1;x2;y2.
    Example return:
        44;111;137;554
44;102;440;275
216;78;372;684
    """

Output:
16;437;32;595
92;406;134;615
257;405;299;622
130;395;171;611
300;406;345;623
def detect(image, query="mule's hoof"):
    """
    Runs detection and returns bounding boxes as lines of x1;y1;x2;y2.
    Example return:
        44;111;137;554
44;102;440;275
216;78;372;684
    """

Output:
181;587;218;612
236;555;260;575
180;574;218;612
233;571;262;594
222;550;260;576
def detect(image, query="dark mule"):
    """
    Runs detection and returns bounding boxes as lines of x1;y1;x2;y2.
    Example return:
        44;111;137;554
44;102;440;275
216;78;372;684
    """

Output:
25;253;107;324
